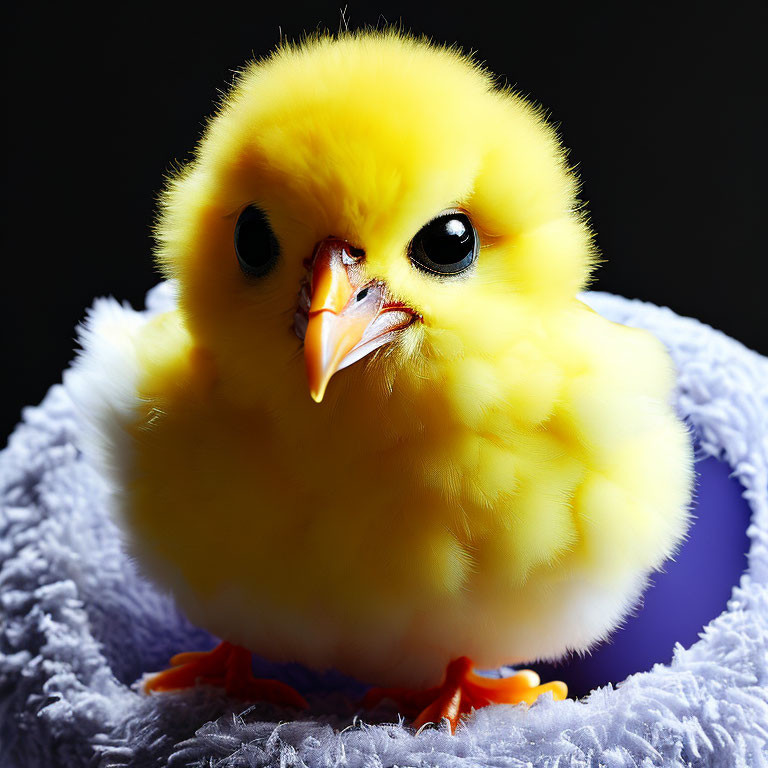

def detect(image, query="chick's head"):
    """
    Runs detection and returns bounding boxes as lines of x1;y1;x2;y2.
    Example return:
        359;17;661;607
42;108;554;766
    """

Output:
155;31;595;442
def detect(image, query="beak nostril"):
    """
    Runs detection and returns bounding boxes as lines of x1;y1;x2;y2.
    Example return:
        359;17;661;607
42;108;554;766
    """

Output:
356;287;369;302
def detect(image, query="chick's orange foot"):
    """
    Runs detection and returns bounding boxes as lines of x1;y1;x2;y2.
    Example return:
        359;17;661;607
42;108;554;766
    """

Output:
363;657;567;732
143;641;308;709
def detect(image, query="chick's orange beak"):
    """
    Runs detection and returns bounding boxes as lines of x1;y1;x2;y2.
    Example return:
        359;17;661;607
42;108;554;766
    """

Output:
304;239;372;403
298;238;417;403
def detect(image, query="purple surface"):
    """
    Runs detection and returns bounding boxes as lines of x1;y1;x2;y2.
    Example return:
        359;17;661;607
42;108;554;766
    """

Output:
531;451;752;697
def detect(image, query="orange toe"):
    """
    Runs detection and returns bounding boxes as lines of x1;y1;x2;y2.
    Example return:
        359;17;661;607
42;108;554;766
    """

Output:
365;657;567;733
143;641;308;710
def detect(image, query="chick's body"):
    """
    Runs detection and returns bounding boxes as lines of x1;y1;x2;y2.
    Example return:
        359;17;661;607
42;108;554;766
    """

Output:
70;32;693;689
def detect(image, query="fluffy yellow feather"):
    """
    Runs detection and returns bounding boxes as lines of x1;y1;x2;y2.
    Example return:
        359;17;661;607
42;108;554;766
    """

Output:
70;30;693;705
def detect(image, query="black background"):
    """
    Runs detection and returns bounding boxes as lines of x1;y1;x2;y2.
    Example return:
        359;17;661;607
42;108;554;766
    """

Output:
2;1;766;444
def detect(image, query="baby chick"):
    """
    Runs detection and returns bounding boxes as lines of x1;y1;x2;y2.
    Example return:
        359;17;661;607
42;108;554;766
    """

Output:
66;31;694;730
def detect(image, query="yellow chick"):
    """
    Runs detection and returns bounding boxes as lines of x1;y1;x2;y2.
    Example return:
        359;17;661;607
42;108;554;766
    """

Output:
67;30;694;730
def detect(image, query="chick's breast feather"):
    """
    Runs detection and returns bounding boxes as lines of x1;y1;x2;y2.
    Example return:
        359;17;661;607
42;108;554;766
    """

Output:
67;31;694;689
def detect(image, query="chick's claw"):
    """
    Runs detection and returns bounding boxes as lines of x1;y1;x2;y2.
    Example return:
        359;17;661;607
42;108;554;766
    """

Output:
143;641;308;710
364;657;567;733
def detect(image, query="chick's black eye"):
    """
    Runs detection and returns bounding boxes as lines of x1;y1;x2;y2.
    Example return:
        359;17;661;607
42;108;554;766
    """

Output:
408;212;478;276
234;205;280;277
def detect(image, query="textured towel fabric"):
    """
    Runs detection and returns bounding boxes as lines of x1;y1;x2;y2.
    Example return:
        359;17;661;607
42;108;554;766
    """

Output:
1;283;767;768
